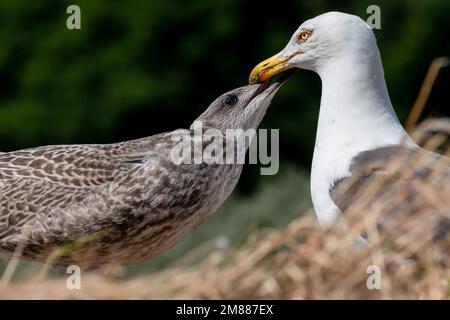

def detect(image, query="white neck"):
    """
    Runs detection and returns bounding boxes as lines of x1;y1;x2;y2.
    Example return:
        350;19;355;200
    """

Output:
310;48;414;227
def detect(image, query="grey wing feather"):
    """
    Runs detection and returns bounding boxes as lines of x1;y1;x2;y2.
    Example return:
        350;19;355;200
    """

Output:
330;145;450;212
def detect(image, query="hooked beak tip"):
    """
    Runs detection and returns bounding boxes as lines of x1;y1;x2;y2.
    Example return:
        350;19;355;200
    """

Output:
248;53;294;85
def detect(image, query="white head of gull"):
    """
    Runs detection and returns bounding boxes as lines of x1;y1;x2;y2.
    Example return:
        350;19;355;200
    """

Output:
249;12;446;229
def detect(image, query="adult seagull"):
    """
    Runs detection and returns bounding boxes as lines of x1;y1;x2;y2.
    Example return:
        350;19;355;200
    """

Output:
249;12;450;230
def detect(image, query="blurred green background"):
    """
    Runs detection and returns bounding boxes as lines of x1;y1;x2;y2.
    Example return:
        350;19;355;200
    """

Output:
0;0;449;276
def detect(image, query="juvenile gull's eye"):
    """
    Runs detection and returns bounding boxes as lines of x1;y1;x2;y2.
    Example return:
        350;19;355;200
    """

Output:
224;95;238;106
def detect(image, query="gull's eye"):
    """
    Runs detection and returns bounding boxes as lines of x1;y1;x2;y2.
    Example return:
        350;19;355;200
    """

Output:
224;94;238;106
298;30;312;43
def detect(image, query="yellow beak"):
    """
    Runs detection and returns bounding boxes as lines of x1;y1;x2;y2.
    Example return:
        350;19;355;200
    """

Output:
249;54;293;84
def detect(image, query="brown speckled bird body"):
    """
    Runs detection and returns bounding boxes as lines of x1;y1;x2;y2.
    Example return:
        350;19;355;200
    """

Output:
0;135;240;267
0;81;284;267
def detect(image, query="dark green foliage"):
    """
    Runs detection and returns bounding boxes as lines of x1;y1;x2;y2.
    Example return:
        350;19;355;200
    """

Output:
0;1;448;156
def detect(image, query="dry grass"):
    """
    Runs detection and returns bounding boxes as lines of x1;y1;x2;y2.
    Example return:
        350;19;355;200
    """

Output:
0;117;449;300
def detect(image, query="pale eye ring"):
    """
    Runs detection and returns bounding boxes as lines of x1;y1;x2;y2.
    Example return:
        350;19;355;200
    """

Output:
298;30;312;43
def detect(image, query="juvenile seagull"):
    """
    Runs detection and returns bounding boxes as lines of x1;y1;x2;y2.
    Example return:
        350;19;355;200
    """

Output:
0;80;286;267
250;12;450;230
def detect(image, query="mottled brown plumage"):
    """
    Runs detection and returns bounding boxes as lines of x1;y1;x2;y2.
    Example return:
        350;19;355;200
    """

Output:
0;81;285;267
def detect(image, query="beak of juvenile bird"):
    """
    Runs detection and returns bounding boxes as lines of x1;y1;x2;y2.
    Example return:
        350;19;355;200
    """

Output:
249;52;299;84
